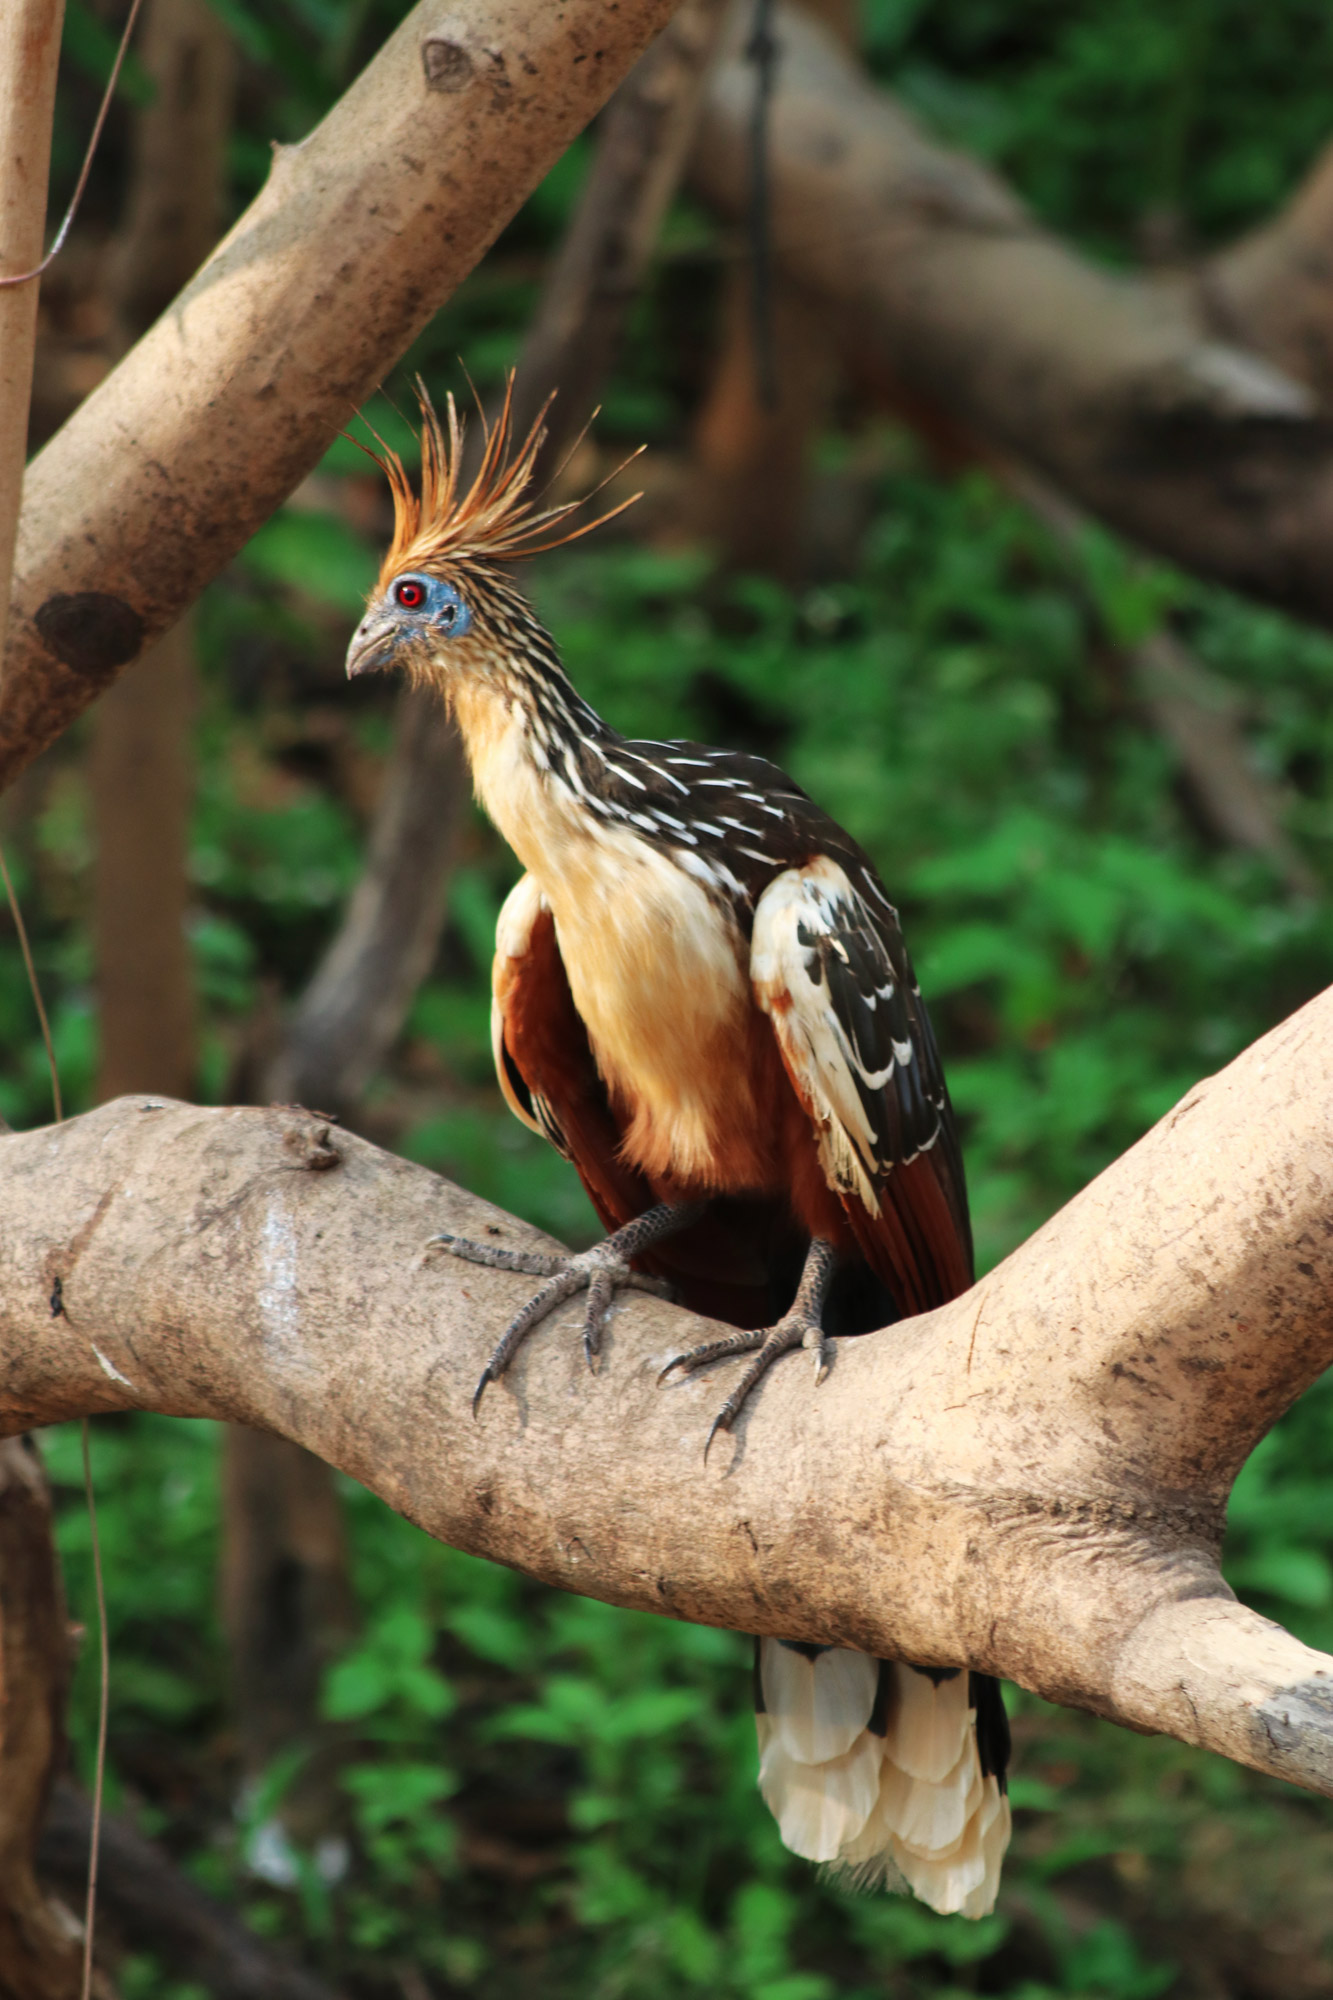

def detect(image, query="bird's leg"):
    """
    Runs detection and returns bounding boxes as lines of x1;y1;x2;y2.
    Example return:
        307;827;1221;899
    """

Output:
660;1236;839;1454
432;1200;708;1413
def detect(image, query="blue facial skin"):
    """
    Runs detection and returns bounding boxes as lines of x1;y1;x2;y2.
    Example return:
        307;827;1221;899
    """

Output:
390;571;472;640
346;571;474;681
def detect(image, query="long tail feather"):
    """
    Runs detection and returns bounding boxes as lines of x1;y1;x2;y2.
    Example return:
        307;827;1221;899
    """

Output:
756;1642;1011;1919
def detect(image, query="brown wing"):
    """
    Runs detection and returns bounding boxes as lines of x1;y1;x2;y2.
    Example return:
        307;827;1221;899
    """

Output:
491;874;649;1231
491;874;784;1328
751;858;973;1316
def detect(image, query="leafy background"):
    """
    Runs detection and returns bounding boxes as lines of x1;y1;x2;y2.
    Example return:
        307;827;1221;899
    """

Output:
9;0;1333;1994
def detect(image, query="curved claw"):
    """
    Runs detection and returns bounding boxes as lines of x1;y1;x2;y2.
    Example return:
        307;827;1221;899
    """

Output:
443;1201;704;1415
703;1408;732;1464
664;1314;829;1460
658;1329;758;1385
432;1232;562;1279
584;1266;618;1370
467;1251;667;1412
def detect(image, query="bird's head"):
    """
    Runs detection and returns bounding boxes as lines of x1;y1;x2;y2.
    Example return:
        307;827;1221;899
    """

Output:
345;378;638;707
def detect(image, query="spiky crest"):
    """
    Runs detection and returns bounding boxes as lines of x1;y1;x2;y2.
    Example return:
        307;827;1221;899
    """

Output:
365;374;640;594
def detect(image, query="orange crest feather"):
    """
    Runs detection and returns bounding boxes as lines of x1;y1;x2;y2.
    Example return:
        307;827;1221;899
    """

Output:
365;374;641;593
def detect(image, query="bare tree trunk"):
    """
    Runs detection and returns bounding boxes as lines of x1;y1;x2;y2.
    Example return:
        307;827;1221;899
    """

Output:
109;0;235;342
5;982;1333;1793
90;0;237;1106
694;269;831;575
90;623;196;1100
0;1441;82;2000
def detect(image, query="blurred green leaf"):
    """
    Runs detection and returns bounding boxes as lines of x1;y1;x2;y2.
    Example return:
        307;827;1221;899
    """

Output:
240;510;377;616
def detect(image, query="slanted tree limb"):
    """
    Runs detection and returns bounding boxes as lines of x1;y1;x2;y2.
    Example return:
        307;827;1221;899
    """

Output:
0;0;681;793
5;988;1333;1792
691;4;1333;630
38;1781;345;2000
997;461;1318;899
262;689;465;1117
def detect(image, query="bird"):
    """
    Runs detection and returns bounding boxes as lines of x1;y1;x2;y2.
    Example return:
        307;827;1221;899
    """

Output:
344;380;1011;1919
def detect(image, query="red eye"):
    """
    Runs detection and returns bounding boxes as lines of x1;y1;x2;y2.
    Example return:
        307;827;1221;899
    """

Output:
394;577;425;609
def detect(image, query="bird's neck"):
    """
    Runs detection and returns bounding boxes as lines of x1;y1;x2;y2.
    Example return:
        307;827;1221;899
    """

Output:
449;650;616;885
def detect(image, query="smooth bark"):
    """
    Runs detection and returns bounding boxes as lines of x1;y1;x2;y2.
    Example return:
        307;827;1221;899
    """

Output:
692;0;855;576
5;987;1333;1795
90;620;197;1101
694;266;832;576
0;0;681;792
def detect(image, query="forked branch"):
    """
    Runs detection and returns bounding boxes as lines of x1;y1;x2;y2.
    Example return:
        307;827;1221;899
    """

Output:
2;990;1333;1792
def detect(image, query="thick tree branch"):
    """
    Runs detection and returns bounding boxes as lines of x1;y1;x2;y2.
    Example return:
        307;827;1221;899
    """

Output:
3;990;1333;1794
0;0;680;792
1207;143;1333;410
691;5;1333;629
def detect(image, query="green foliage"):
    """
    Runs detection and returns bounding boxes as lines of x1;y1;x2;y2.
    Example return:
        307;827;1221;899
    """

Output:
15;2;1333;1993
866;0;1333;253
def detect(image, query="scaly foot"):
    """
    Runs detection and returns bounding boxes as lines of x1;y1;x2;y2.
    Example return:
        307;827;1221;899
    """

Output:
659;1237;838;1454
434;1201;705;1413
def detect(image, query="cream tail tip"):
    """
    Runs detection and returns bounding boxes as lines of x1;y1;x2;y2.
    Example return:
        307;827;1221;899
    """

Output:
756;1646;1012;1921
831;1665;1011;1918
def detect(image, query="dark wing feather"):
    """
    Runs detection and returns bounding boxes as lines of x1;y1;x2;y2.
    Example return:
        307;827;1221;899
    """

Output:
752;858;972;1315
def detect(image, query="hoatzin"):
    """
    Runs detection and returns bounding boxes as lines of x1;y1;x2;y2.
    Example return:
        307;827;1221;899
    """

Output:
345;384;1011;1918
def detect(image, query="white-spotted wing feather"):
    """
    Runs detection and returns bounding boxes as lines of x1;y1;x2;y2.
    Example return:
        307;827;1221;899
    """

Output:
751;858;946;1215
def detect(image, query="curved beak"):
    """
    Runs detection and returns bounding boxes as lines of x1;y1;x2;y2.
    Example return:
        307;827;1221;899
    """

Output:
346;603;400;680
